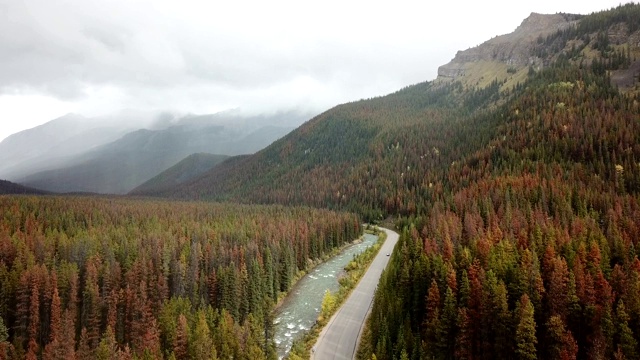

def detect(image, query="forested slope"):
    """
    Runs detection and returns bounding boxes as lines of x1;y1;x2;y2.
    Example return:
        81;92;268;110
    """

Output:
129;153;228;196
165;79;503;221
0;196;359;359
165;5;640;226
146;4;640;360
0;180;49;195
358;6;640;359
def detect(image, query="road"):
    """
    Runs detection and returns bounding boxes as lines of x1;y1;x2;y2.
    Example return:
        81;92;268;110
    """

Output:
312;227;399;360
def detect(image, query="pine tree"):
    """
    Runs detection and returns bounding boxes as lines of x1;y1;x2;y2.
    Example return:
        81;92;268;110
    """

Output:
95;326;118;360
0;317;7;360
174;314;189;360
423;279;441;358
43;281;64;360
26;282;40;360
616;300;638;360
77;327;92;360
437;286;457;358
455;308;472;360
515;294;537;360
0;316;7;343
547;315;577;360
190;311;217;360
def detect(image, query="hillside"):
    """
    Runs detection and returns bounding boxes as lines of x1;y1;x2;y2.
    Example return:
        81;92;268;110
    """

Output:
0;179;49;195
436;12;581;89
0;111;163;180
131;5;640;359
355;5;640;360
163;5;640;222
18;113;298;194
129;153;228;196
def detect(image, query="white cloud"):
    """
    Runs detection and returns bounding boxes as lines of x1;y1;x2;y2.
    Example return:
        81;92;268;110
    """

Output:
0;0;627;141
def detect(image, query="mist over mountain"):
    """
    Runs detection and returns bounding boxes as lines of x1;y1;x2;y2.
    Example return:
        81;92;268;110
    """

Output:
7;110;306;194
0;110;169;180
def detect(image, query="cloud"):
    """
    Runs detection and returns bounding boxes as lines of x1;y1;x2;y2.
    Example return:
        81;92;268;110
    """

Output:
0;0;626;125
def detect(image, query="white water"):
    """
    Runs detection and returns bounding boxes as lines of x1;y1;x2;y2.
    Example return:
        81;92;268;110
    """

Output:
273;233;378;359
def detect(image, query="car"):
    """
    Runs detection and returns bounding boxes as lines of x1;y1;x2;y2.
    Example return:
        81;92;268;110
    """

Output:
386;253;390;256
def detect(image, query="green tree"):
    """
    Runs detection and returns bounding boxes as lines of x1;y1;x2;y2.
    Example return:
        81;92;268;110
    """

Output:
0;316;7;343
616;300;638;360
190;311;217;360
515;294;537;360
437;286;457;358
96;326;118;360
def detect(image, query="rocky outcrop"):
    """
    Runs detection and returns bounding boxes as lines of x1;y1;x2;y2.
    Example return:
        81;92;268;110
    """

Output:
437;13;578;79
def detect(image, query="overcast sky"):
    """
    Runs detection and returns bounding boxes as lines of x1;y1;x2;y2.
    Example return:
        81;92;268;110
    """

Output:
0;0;625;141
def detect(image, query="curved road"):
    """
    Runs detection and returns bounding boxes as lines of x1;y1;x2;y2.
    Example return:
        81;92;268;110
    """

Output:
312;227;399;360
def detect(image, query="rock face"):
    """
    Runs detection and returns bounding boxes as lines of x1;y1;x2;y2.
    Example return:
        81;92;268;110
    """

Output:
437;13;578;79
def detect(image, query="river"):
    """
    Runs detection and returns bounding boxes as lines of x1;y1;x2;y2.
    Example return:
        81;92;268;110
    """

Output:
273;233;379;359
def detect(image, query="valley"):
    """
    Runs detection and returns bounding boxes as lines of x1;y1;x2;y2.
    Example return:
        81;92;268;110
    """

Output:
1;3;640;360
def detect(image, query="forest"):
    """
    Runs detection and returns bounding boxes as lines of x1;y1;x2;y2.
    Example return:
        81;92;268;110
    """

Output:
0;196;360;359
358;13;640;359
2;3;640;360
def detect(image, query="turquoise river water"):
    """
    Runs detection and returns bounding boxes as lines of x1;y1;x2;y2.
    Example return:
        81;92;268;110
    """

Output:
273;233;379;359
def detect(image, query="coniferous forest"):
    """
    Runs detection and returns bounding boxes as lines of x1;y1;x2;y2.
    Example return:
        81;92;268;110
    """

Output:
2;3;640;360
358;6;640;360
0;196;359;359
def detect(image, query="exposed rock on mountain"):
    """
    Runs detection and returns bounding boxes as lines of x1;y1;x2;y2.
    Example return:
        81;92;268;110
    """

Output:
437;13;579;80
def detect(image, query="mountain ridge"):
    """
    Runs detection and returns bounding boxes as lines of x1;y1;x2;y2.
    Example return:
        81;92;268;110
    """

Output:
129;153;229;196
10;111;302;194
154;4;640;223
0;179;50;195
437;12;581;80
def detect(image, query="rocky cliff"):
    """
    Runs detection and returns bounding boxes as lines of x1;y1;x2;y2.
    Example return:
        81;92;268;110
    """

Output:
437;13;579;80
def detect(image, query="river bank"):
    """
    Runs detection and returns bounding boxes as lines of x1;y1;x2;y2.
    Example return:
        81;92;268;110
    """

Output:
272;229;382;359
284;227;387;359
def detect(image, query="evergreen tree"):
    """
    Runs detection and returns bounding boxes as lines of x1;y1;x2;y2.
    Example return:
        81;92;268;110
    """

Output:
174;314;189;360
190;311;217;360
0;316;7;343
95;326;119;360
616;300;638;360
515;294;537;360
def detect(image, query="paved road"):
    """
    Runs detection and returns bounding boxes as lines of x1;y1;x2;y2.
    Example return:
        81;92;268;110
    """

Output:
312;227;399;360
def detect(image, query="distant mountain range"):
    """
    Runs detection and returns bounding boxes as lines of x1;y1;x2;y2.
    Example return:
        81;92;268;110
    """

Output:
1;110;308;194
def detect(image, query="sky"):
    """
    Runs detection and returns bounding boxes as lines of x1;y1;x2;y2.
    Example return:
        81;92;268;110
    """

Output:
0;0;626;142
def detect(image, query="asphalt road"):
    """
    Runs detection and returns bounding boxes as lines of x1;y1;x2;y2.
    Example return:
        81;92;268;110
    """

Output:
312;227;399;360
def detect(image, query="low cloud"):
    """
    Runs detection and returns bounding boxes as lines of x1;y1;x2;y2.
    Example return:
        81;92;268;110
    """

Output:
0;0;623;123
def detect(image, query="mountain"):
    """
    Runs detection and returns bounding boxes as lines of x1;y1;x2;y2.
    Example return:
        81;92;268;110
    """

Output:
129;153;229;196
161;6;640;219
0;179;49;195
436;12;581;89
17;111;301;194
146;6;640;358
0;110;165;180
1;4;639;360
